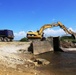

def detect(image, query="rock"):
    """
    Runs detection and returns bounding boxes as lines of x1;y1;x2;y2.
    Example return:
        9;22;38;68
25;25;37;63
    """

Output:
35;72;37;75
25;65;28;68
33;58;50;66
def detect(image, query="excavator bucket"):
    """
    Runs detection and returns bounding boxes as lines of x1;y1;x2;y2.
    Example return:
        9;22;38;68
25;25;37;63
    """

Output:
72;33;76;39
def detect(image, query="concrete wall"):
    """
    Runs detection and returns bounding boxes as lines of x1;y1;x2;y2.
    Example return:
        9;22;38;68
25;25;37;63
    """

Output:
53;37;63;52
32;39;53;55
28;37;63;55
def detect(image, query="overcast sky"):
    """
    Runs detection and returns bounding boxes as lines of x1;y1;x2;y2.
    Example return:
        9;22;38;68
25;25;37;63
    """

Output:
0;0;76;40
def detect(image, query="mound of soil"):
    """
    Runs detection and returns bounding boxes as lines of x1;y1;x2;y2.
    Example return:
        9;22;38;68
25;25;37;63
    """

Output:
60;41;76;48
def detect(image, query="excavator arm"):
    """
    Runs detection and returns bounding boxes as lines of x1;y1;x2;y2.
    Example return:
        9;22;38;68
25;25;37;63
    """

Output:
38;22;76;39
27;22;76;39
57;22;76;39
39;24;53;35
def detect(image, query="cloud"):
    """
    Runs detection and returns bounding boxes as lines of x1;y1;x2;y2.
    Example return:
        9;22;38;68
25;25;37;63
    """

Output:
14;31;26;40
43;27;76;37
44;28;65;37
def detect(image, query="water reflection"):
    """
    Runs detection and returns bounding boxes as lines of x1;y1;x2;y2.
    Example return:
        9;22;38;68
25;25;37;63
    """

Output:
37;51;76;75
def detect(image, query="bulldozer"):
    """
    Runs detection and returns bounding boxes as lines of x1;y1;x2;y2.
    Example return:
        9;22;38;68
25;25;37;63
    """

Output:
27;22;76;40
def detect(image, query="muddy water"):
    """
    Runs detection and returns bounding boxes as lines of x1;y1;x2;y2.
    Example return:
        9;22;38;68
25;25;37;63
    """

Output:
37;51;76;75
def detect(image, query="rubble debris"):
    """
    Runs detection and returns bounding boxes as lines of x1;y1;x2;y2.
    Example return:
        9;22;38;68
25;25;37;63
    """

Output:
60;41;76;48
32;58;50;66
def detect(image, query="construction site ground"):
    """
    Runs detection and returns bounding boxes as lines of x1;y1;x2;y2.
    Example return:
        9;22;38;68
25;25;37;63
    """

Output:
0;42;51;75
0;41;76;75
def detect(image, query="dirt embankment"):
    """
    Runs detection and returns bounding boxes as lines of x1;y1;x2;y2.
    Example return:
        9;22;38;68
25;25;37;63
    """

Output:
60;41;76;48
0;42;50;75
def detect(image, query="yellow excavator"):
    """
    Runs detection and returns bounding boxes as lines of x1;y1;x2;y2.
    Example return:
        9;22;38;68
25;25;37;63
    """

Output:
27;22;76;40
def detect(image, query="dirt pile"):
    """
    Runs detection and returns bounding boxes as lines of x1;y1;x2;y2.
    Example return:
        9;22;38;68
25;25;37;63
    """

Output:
60;41;76;48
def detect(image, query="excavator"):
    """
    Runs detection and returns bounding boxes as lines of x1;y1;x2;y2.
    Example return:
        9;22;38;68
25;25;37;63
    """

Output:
27;22;76;40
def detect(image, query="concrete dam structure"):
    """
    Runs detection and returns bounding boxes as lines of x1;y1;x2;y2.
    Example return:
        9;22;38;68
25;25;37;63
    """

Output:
28;37;63;55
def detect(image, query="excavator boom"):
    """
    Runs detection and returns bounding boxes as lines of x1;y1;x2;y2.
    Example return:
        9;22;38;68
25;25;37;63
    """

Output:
27;22;76;40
